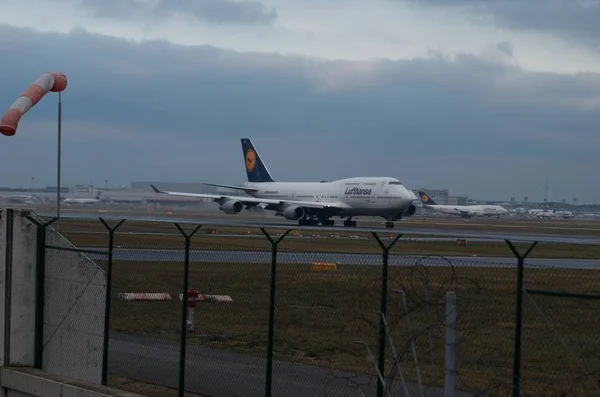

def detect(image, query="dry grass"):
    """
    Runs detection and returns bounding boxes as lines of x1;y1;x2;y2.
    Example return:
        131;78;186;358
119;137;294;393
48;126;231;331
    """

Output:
38;212;600;237
53;227;600;260
106;258;600;397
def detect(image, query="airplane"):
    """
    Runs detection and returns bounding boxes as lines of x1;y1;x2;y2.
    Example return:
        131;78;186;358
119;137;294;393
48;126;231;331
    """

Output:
533;208;574;219
150;138;419;228
63;197;101;204
63;192;102;204
418;191;508;218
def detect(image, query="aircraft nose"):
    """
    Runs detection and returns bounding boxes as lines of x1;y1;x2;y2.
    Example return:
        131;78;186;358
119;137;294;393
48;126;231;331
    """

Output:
402;187;417;202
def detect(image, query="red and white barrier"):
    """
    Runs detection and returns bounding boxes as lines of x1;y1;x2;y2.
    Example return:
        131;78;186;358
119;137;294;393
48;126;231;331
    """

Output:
117;293;172;301
0;72;67;136
179;293;233;303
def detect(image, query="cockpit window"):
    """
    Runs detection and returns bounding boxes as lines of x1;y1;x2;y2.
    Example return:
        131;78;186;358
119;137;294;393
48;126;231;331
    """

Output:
388;181;402;185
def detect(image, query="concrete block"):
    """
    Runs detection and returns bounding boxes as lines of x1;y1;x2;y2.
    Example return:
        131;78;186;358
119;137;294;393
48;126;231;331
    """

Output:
1;367;62;397
1;368;147;397
0;208;38;367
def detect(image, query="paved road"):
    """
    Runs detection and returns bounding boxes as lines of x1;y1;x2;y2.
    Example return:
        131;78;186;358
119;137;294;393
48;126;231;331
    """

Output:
81;248;600;269
69;230;600;245
71;231;515;242
47;213;600;245
108;332;473;397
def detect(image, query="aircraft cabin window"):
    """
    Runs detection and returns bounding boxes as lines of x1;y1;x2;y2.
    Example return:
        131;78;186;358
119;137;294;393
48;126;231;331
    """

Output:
388;181;402;185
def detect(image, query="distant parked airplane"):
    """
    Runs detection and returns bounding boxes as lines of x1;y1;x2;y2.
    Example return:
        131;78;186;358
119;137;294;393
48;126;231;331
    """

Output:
418;191;508;218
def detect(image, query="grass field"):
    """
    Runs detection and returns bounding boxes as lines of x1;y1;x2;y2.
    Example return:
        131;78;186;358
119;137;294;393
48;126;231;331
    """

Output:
106;258;600;396
39;217;600;259
61;231;600;259
35;209;600;237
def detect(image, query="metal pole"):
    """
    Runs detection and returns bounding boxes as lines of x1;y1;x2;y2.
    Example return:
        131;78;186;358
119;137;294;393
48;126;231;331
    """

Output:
372;232;402;397
505;240;538;397
56;91;62;219
260;228;290;397
27;216;58;370
179;235;191;397
174;223;202;397
377;246;389;397
100;218;126;386
34;225;46;369
512;256;524;397
444;291;456;397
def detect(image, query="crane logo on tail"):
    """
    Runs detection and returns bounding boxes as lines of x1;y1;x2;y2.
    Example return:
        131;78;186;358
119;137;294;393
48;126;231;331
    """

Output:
245;149;257;172
421;194;429;202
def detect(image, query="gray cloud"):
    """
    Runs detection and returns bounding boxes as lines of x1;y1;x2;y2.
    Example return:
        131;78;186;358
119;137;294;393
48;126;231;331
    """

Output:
0;25;598;201
79;0;277;25
79;0;147;19
407;0;600;48
156;0;277;25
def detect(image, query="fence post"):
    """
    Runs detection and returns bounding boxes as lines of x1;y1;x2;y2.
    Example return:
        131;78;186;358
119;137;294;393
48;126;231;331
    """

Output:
444;291;456;397
260;228;291;397
174;223;203;397
99;218;126;386
505;239;538;397
372;232;403;397
26;215;58;370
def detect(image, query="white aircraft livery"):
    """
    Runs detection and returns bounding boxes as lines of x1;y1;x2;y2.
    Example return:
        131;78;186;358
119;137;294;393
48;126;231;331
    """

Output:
532;208;574;219
151;138;419;228
418;191;508;218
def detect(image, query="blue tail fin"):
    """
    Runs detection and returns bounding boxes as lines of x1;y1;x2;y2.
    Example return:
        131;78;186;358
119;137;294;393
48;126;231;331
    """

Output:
418;191;437;205
241;138;275;183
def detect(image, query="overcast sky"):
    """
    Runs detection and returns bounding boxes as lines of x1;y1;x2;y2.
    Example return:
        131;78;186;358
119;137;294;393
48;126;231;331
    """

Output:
0;0;599;202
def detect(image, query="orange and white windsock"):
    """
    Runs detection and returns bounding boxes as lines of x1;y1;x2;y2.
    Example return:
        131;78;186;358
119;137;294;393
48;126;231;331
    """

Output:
0;72;67;136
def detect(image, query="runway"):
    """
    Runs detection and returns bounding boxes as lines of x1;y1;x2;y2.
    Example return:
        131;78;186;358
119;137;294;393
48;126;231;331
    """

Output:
70;229;600;246
48;212;600;245
108;332;473;397
81;248;600;269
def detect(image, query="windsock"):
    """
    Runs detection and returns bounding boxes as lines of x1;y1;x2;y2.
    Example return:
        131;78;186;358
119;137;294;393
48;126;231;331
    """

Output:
0;72;67;136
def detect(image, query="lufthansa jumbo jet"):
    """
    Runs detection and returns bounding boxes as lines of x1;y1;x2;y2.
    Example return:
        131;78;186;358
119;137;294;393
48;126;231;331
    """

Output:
150;138;418;228
418;191;508;218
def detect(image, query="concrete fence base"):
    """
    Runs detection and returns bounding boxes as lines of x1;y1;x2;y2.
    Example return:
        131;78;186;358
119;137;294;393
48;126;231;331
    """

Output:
0;367;144;397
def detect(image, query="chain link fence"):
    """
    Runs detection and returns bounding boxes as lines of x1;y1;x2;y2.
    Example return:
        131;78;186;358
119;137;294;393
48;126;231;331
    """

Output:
29;214;107;385
24;215;600;397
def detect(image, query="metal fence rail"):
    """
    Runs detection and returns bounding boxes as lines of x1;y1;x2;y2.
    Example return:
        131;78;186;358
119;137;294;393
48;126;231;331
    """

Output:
24;214;600;397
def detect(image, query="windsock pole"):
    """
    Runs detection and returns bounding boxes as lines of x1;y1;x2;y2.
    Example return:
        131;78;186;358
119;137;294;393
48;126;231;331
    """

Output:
57;91;62;219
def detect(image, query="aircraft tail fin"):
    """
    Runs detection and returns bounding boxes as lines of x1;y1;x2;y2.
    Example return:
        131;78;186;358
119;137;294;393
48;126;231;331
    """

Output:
241;138;275;183
418;191;438;205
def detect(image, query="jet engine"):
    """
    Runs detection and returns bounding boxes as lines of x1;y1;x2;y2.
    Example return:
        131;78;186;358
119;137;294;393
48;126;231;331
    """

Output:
219;200;243;214
281;205;305;220
403;204;416;217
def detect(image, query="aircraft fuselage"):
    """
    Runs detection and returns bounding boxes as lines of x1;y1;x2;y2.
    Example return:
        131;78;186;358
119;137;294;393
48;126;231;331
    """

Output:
242;176;417;218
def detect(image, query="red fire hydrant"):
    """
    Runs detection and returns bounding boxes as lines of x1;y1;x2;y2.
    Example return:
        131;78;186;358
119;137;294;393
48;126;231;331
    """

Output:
186;289;199;331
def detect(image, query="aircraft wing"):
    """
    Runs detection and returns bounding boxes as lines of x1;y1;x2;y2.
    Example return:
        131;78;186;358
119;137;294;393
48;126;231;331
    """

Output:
453;208;472;215
150;185;351;210
200;182;259;192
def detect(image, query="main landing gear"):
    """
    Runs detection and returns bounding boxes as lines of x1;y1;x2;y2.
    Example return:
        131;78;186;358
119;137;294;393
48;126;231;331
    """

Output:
298;216;335;226
343;217;357;227
298;216;358;227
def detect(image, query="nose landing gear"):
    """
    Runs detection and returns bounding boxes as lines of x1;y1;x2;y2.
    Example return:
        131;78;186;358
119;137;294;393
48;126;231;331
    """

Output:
343;217;357;227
